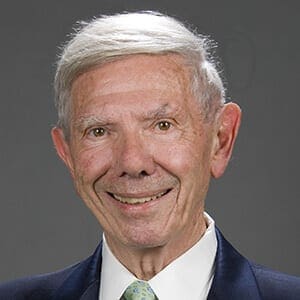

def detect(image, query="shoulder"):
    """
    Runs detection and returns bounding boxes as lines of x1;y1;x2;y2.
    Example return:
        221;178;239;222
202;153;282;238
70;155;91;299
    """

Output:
0;242;102;300
250;262;300;300
0;263;79;300
214;228;300;300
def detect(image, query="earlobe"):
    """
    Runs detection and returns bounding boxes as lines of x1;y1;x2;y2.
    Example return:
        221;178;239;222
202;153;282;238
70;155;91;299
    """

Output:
51;127;75;177
210;102;241;178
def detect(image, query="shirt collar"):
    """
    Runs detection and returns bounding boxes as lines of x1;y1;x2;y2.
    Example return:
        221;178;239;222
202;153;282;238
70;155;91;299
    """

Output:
99;235;136;300
99;212;217;300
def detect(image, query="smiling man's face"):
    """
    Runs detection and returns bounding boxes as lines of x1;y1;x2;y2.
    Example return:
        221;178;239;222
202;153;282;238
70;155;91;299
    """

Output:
52;54;232;255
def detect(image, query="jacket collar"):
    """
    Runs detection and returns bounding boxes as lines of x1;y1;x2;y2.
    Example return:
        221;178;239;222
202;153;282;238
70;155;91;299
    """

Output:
52;229;262;300
208;228;262;300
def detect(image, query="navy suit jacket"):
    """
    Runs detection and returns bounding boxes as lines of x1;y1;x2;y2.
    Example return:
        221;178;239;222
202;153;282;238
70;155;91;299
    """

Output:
0;229;299;299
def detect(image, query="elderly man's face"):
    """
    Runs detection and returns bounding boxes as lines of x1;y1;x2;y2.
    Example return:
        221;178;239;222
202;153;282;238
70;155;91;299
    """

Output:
52;54;240;253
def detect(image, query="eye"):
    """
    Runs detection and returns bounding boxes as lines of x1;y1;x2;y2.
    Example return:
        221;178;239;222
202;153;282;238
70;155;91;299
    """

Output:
157;120;171;131
90;127;106;137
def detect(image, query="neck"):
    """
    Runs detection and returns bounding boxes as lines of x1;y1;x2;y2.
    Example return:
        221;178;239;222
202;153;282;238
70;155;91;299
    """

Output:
105;216;207;280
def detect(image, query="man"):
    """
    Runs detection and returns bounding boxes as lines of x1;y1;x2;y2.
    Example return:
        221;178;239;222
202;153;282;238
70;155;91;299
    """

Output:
0;11;299;300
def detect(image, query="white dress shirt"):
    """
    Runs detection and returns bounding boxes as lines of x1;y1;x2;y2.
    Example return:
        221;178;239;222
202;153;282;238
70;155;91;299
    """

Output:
99;212;217;300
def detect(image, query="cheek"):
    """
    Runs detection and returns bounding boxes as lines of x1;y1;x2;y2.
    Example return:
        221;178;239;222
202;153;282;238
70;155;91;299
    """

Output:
73;147;112;184
154;133;213;190
155;142;201;178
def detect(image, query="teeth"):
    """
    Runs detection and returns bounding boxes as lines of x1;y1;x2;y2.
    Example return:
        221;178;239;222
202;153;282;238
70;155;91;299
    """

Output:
113;191;166;204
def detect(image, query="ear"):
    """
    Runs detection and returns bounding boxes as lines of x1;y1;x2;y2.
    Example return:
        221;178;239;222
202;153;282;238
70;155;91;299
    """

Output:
210;102;241;178
51;127;75;177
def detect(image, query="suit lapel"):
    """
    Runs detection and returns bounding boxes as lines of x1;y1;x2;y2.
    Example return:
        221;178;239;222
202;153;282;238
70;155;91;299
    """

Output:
52;242;102;300
79;280;100;300
208;228;262;300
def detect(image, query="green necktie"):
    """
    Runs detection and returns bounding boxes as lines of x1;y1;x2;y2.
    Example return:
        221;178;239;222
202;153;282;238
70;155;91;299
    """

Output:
121;280;158;300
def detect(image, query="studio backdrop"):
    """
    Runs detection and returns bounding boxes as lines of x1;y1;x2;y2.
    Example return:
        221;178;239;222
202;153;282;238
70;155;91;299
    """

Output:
0;0;299;282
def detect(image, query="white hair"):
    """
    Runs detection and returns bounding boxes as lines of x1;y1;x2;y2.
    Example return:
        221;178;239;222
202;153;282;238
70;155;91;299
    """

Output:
54;11;225;138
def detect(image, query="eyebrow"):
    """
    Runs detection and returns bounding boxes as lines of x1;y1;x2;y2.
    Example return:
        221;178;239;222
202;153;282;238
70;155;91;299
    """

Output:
73;103;179;130
142;103;171;120
73;115;110;130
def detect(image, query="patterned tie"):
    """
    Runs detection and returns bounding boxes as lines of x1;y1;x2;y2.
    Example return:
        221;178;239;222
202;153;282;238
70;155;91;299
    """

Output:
121;280;158;300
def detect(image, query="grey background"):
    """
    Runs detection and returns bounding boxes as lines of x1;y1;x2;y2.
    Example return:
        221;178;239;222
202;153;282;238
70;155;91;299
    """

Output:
0;0;299;282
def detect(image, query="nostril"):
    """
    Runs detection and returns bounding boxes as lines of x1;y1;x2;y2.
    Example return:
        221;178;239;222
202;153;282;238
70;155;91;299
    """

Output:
119;170;149;178
140;170;148;177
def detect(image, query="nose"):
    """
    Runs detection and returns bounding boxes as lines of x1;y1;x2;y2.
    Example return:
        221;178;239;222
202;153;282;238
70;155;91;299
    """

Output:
114;132;156;178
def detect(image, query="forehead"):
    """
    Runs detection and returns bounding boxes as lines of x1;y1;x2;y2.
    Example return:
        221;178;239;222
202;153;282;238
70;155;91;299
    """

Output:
70;54;195;116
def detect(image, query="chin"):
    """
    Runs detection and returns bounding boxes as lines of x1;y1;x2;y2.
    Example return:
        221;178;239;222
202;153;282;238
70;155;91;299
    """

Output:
120;229;170;249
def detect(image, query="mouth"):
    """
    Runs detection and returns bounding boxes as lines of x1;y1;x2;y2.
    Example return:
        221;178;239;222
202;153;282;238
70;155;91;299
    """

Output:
107;189;171;205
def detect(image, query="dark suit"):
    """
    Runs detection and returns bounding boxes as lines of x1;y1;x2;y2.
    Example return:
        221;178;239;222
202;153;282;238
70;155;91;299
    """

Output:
0;229;299;299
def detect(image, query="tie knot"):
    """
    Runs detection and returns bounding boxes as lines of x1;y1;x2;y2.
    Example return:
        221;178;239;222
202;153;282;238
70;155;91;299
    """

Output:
121;280;157;300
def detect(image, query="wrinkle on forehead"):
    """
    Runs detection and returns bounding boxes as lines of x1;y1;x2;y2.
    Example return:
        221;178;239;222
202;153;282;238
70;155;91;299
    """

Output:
70;54;192;106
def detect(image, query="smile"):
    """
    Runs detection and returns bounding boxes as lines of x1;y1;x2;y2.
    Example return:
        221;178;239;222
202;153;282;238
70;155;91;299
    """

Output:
108;190;170;204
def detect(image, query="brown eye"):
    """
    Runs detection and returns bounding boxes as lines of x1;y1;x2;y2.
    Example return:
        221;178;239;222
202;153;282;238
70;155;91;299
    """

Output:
92;127;106;137
157;121;171;131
